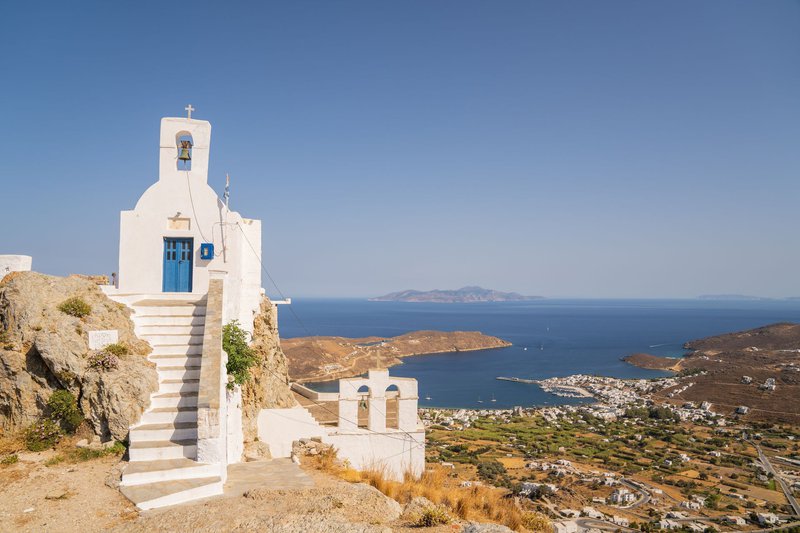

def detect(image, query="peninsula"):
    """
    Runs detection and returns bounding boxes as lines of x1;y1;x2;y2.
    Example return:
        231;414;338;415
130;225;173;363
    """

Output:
282;330;512;382
623;322;800;424
369;286;542;303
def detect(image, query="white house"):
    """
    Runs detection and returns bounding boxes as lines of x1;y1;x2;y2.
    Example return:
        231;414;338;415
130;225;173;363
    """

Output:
659;519;682;530
581;507;603;519
723;516;746;526
610;487;637;505
757;512;780;526
680;500;701;511
0;255;32;278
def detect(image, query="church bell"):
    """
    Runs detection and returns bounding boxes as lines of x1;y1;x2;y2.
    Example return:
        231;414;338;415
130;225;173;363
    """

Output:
178;140;192;161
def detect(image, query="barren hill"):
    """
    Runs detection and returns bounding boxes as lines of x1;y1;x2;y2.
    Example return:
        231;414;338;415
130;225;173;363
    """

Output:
282;330;512;382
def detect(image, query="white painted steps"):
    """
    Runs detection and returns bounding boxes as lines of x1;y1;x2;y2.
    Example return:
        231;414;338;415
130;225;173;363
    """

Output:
122;458;218;485
141;406;198;425
120;476;223;511
129;421;198;442
115;293;223;510
150;392;199;409
159;379;200;394
129;439;197;462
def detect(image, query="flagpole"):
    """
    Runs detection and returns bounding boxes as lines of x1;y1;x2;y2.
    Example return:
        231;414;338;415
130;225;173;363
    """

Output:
225;173;230;212
222;173;230;262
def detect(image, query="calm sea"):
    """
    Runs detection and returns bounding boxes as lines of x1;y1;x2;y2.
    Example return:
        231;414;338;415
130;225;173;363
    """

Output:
278;299;800;409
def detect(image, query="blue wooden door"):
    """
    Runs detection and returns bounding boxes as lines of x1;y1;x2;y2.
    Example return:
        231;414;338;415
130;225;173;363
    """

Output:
163;238;193;292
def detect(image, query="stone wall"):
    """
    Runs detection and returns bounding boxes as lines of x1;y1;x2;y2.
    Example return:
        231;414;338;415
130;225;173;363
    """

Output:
0;272;157;440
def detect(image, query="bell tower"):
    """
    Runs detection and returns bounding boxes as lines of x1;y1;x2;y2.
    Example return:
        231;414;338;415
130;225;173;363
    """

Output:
158;105;211;183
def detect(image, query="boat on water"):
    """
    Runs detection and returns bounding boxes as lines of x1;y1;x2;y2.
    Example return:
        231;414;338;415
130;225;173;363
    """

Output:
477;396;484;403
490;394;497;402
424;396;432;401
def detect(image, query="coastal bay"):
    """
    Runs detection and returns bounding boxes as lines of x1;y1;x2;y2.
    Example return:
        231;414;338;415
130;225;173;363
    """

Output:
281;298;800;408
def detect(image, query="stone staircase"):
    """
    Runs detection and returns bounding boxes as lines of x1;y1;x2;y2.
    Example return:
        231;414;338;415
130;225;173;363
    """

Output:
116;294;224;510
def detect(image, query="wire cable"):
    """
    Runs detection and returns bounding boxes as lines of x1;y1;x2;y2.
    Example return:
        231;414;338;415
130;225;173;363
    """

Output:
235;221;423;447
235;222;315;338
185;170;211;243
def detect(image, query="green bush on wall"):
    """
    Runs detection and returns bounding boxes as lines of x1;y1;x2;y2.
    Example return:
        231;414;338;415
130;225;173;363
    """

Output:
24;418;62;452
223;320;258;389
47;389;83;433
58;297;91;318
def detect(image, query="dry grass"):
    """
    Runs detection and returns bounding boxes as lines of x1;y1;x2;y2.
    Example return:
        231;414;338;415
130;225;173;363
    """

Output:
0;431;25;456
307;448;550;531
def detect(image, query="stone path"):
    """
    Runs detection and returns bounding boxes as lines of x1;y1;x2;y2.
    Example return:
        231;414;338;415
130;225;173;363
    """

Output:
223;458;315;497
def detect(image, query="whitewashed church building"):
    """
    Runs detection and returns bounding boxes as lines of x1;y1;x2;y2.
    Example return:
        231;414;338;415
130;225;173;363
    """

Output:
102;109;424;510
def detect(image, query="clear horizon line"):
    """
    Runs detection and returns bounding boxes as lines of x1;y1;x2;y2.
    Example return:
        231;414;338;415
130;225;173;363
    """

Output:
267;294;800;301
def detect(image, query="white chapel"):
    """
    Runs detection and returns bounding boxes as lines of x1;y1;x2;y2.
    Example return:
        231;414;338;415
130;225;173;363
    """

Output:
114;108;263;333
103;109;424;511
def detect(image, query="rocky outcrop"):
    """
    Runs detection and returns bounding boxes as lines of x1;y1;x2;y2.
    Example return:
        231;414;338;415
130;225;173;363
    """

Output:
0;272;157;440
241;295;296;441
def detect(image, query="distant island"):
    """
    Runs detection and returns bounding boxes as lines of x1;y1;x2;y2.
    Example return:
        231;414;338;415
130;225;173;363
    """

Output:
283;330;512;382
370;286;543;303
697;294;771;301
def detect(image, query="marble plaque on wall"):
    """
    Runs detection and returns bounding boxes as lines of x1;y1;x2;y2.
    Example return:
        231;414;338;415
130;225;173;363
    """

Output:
88;330;119;350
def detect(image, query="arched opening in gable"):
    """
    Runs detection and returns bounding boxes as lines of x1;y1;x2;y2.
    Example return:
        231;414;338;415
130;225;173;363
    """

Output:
385;384;400;429
357;385;370;428
176;132;193;171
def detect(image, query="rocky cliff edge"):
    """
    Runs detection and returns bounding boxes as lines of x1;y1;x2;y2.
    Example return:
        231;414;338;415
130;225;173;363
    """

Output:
241;295;297;442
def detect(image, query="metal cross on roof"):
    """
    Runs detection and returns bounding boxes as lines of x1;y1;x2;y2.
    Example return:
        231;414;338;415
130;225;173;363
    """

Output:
185;104;195;119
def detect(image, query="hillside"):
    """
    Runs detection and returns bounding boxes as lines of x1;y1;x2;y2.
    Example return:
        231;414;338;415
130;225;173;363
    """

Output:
282;330;512;382
624;322;800;424
370;286;542;303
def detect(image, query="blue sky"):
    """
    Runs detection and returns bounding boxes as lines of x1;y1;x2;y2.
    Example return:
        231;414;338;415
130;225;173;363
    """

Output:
1;1;798;298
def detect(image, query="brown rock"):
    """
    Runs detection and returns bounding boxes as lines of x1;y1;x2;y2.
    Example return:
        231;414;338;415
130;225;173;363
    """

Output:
243;440;271;462
240;295;296;442
0;272;157;441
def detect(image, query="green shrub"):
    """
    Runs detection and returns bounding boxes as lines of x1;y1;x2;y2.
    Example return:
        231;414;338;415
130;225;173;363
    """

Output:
103;343;129;357
73;441;126;462
476;459;507;482
1;454;18;466
47;390;83;433
24;418;62;451
414;506;451;527
223;320;258;389
58;297;91;318
44;455;65;467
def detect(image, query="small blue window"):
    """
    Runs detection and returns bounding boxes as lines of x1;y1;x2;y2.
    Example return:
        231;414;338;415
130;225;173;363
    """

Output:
200;243;214;260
